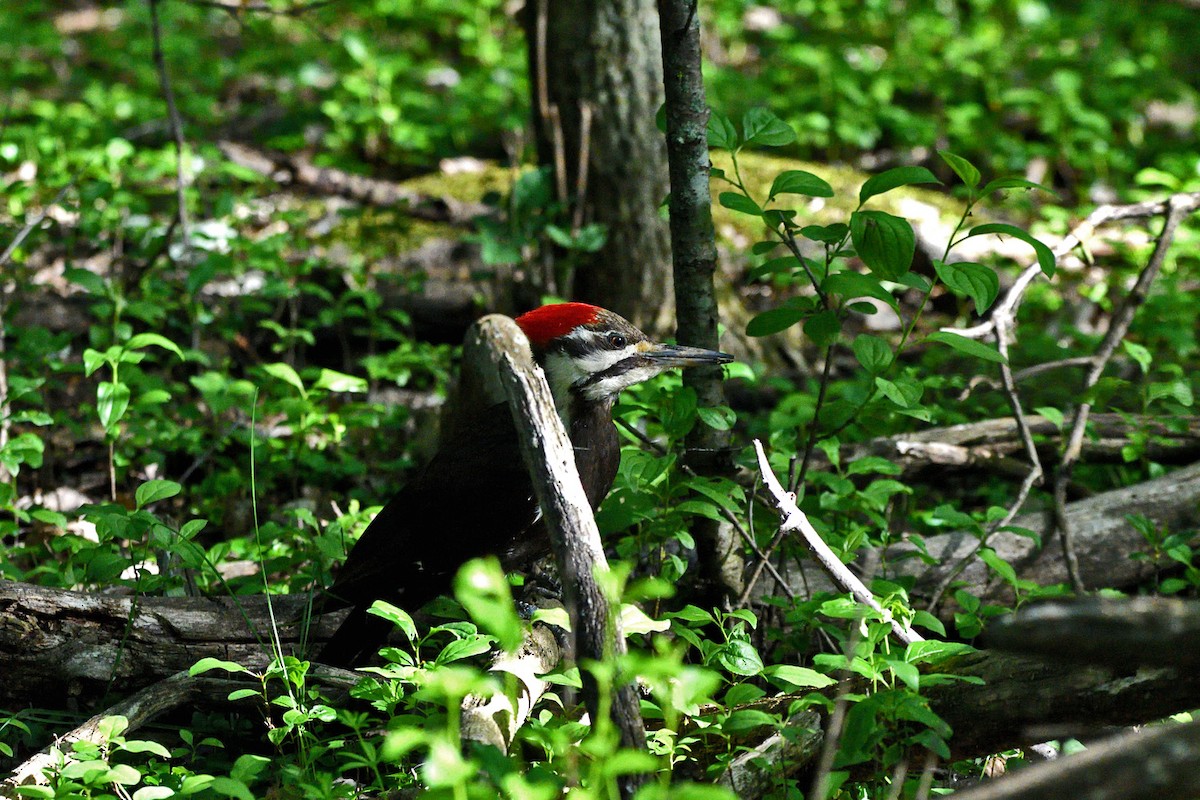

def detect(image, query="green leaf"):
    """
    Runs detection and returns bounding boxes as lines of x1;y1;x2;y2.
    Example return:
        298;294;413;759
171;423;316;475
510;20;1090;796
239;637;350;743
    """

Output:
742;108;796;147
769;170;834;200
905;640;975;664
135;479;181;509
367;601;419;643
746;304;806;337
82;347;110;377
965;223;1056;277
886;658;921;690
64;267;107;296
97;381;131;431
716;639;764;676
803;310;841;347
207;777;254;800
747;255;801;280
764;664;837;689
125;333;184;360
1121;341;1152;374
454;558;522;652
979;548;1017;585
435;636;494;664
718;191;762;216
132;787;176;800
671;605;717;625
620;604;670;635
1034;406;1064;428
858;166;940;204
190;657;250;676
980;176;1056;197
706;109;739;150
724;708;779;732
1148;380;1193;407
121;739;173;758
850;210;915;280
801;222;850;244
696;405;735;431
875;377;921;408
934;260;1000;312
263;362;306;397
313;368;367;393
823;271;899;310
852;334;891;374
937;150;980;188
227;688;260;701
925;331;1007;364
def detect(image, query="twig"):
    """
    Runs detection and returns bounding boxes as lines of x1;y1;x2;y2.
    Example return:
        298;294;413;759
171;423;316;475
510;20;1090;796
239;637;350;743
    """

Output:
954;191;1200;342
924;310;1047;610
185;0;337;16
612;418;794;601
1054;194;1193;592
571;102;593;233
148;0;191;258
926;464;1041;612
1012;356;1095;382
534;0;568;205
752;439;924;645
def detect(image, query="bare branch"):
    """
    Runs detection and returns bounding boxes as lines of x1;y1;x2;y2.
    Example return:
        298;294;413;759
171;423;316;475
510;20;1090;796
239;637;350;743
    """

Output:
148;0;191;257
468;315;647;770
752;439;925;646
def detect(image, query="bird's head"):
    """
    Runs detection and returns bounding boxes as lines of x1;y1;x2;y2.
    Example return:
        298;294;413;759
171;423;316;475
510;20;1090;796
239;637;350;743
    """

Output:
515;303;734;415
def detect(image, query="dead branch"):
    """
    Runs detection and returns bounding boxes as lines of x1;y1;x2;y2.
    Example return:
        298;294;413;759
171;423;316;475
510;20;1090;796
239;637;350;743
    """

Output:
216;141;490;225
0;581;338;708
715;710;823;797
948;717;1200;800
752;439;924;645
984;597;1200;669
1053;193;1194;590
751;459;1200;608
467;315;647;767
5;671;234;787
954;191;1200;342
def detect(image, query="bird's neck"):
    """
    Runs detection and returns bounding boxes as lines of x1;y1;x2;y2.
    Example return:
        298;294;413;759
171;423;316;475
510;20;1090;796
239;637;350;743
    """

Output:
565;393;622;509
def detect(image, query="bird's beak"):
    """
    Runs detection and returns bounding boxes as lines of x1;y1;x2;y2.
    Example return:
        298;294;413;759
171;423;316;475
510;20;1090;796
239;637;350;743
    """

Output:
643;343;735;368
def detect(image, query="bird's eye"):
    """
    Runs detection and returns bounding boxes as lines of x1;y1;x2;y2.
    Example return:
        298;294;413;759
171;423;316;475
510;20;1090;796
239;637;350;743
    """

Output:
606;332;627;349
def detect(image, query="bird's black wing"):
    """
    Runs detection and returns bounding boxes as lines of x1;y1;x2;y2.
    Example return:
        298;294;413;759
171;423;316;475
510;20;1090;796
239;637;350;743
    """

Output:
318;403;545;665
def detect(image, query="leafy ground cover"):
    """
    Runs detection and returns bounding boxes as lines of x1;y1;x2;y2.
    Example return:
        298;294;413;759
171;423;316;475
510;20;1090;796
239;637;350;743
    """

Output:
2;2;1199;798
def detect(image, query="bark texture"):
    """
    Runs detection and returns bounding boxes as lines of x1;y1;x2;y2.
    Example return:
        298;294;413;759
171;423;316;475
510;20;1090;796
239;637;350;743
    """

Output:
531;0;671;328
657;0;741;605
0;581;333;708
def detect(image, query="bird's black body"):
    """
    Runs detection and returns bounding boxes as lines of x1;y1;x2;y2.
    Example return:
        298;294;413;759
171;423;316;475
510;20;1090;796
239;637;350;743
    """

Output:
319;398;620;666
317;303;731;667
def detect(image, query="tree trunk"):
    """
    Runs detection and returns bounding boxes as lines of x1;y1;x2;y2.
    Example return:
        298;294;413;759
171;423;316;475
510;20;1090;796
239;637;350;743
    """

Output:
528;0;672;329
657;0;742;606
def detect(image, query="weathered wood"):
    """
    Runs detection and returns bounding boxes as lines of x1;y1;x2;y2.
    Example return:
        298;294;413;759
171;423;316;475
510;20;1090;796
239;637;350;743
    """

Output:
984;597;1200;668
758;460;1200;607
0;582;341;708
460;624;562;752
467;315;646;765
825;413;1200;475
948;716;1200;800
926;649;1200;759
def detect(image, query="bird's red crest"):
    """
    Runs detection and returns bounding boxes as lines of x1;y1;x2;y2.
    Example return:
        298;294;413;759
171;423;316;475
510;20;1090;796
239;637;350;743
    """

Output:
515;302;602;347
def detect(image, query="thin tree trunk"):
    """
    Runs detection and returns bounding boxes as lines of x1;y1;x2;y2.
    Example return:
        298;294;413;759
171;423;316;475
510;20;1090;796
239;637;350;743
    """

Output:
657;0;742;603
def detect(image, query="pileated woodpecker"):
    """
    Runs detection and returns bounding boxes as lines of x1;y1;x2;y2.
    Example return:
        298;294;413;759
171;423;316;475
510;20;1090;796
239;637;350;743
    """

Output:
318;302;732;666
